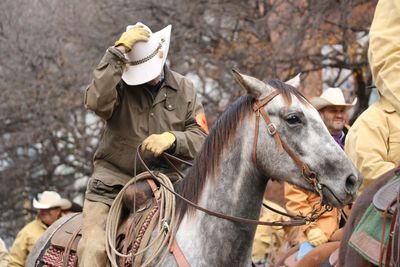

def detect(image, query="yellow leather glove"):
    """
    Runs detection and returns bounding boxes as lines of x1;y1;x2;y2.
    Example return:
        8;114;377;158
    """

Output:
306;228;328;246
141;132;176;157
115;25;150;52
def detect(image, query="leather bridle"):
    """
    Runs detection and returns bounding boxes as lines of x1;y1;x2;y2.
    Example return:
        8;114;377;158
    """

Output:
252;90;324;199
136;90;333;227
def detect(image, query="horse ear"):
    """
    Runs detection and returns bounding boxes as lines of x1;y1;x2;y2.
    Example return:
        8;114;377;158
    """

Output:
232;69;270;97
285;73;301;88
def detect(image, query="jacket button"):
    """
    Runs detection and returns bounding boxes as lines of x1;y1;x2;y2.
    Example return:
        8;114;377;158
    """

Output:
168;105;172;109
150;112;154;116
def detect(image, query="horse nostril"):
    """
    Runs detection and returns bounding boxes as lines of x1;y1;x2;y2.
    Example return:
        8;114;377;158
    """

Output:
345;174;358;195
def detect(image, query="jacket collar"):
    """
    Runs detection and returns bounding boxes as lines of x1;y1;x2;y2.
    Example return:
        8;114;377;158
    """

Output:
163;65;180;91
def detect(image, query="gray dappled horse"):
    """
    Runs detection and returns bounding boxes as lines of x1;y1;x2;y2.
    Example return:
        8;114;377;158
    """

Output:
27;71;361;267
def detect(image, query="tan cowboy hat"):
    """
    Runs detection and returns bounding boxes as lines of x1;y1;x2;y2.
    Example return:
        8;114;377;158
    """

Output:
33;191;72;210
310;87;357;111
122;22;171;85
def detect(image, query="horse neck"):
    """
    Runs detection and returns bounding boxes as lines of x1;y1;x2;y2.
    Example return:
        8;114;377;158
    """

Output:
199;139;267;218
176;133;268;265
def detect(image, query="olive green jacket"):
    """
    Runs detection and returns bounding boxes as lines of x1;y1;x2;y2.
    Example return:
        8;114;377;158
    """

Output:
84;47;207;204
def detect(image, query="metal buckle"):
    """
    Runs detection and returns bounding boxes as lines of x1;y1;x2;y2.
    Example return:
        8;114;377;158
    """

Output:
267;123;277;135
162;220;170;233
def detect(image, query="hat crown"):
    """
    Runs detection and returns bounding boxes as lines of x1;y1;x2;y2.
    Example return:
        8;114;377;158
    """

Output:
33;190;71;210
122;22;172;85
310;87;357;111
320;87;347;105
125;22;167;62
37;191;62;204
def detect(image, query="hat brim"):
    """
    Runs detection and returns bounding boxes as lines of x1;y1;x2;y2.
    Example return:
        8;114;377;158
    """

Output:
122;25;171;85
33;198;72;210
311;97;357;111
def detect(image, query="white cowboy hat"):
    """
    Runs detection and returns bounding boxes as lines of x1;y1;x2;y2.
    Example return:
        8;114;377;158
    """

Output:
310;87;357;111
122;22;171;85
33;191;72;210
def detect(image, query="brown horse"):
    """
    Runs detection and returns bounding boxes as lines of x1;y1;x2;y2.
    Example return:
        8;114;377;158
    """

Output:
339;166;400;267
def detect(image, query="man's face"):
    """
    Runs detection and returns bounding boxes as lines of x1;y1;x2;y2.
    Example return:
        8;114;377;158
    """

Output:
38;207;62;226
319;106;347;135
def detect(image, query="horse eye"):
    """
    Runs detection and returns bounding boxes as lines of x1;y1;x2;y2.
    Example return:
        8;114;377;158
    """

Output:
286;114;302;125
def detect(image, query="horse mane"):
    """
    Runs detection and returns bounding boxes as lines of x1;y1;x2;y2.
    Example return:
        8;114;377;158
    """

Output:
175;79;308;224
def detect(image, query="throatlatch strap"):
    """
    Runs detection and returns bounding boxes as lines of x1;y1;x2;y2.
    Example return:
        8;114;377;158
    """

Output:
169;238;190;267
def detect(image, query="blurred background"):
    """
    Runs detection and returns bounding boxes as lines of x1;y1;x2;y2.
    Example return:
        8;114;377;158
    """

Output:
0;0;377;245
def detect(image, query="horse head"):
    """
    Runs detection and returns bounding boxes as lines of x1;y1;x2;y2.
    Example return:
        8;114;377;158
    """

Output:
233;70;361;207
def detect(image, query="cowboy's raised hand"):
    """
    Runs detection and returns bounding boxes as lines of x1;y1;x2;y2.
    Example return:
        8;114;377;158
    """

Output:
115;25;150;53
141;132;176;157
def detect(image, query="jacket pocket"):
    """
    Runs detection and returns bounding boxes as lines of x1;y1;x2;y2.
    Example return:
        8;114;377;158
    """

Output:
94;129;141;175
87;179;122;196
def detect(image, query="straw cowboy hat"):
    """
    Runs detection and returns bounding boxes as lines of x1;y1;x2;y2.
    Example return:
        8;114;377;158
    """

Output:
122;22;171;85
33;191;72;210
310;87;357;111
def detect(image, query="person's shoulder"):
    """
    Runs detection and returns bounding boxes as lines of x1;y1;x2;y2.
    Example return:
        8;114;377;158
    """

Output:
167;69;195;90
23;219;44;232
353;101;388;124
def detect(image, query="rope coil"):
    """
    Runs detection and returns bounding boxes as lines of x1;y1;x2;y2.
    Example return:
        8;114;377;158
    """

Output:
105;172;177;267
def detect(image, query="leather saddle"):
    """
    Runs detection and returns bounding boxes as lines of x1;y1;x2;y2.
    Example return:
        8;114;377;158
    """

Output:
373;176;400;214
371;173;400;266
40;213;82;267
51;213;82;252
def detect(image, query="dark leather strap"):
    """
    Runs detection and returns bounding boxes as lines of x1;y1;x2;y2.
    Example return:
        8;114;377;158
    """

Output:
169;238;190;267
253;91;318;187
62;224;81;267
253;91;281;111
385;208;398;267
252;91;283;164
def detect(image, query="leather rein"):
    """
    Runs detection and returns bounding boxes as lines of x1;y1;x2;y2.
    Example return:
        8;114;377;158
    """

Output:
137;90;331;227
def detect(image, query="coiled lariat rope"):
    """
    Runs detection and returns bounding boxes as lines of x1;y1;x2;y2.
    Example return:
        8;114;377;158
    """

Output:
105;172;177;267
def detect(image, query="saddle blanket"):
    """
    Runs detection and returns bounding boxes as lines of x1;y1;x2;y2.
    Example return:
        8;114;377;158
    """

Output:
348;174;399;266
41;245;77;267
